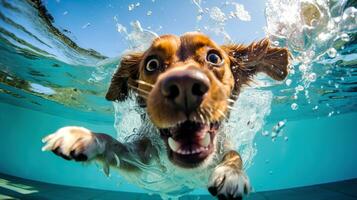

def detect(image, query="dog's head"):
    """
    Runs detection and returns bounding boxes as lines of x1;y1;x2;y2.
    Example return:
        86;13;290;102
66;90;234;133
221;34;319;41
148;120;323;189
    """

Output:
106;32;289;168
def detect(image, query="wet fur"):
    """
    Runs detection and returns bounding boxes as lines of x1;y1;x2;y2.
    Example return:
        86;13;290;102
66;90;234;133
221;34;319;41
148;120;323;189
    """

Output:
43;32;289;200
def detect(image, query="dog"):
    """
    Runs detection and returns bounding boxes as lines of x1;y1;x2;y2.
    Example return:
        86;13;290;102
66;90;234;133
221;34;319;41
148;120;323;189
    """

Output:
42;32;289;200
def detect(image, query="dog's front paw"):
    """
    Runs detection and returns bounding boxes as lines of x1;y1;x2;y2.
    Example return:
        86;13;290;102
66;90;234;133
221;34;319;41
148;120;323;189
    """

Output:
42;126;105;161
208;165;250;200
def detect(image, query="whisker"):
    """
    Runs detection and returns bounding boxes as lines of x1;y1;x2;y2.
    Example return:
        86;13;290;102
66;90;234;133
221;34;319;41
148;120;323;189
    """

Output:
201;108;211;124
128;84;150;95
207;107;213;114
227;105;237;111
135;80;154;88
207;107;215;121
230;94;239;98
201;107;213;123
227;98;235;103
198;112;206;124
217;109;227;120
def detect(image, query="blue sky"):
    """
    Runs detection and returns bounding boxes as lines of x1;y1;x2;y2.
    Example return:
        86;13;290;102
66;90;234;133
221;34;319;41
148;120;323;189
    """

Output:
44;0;267;57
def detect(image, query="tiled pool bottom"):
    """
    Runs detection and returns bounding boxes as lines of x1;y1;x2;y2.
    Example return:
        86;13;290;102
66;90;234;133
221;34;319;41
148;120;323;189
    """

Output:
1;173;357;200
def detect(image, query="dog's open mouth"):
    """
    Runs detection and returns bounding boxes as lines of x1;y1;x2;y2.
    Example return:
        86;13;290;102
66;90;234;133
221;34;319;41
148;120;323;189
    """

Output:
160;120;220;167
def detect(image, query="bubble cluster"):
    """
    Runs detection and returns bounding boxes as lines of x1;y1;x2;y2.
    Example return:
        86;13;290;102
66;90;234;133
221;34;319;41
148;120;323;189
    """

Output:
128;2;140;11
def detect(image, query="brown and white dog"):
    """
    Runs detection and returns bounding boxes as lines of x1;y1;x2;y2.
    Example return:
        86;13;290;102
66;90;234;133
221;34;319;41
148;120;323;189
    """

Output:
42;32;289;200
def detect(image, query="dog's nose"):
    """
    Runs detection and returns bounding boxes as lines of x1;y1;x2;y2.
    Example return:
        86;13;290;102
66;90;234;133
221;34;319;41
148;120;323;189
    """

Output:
161;69;210;114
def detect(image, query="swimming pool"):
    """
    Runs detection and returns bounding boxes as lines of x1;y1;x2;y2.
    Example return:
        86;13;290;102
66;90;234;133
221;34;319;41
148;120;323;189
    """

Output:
0;0;356;199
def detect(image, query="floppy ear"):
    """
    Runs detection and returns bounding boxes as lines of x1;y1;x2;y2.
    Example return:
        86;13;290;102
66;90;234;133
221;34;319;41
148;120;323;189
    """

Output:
222;38;290;90
105;52;143;101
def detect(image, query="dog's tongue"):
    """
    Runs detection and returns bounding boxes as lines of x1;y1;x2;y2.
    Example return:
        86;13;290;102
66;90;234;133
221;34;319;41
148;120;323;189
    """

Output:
167;121;211;155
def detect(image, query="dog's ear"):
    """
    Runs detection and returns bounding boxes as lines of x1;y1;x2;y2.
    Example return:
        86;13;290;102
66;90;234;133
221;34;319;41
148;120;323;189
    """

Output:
105;52;143;101
222;38;290;89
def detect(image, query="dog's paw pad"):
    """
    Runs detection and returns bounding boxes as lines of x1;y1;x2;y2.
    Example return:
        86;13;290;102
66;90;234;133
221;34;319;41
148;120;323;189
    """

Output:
208;165;250;200
42;126;104;161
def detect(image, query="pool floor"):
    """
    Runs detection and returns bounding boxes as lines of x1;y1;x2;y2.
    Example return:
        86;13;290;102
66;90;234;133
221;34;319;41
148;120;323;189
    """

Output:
0;173;357;200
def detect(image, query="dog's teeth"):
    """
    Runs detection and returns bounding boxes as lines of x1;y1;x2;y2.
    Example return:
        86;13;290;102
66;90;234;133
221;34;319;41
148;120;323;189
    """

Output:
168;137;181;152
180;149;186;155
177;149;183;154
195;148;202;154
199;133;210;147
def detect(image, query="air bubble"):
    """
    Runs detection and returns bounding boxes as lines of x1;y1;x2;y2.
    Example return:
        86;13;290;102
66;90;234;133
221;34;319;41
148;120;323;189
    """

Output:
147;11;152;16
128;4;134;11
299;64;308;72
340;33;350;42
128;3;140;11
262;130;269;136
197;14;202;21
307;73;316;82
273;41;279;46
296;85;304;91
285;79;292;86
291;103;298;110
328;111;334;117
81;22;91;29
327;48;337;58
272;120;286;135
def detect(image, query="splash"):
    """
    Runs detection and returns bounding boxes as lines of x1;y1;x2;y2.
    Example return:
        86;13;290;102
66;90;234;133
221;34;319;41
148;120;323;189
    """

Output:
266;0;356;57
192;0;252;43
112;87;272;198
229;3;251;22
0;0;356;198
265;0;356;111
106;2;274;197
113;19;158;51
89;19;158;84
223;88;272;168
108;1;276;198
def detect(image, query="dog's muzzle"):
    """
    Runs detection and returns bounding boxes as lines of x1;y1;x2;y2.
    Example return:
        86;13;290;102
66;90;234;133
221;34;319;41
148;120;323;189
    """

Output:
160;68;210;116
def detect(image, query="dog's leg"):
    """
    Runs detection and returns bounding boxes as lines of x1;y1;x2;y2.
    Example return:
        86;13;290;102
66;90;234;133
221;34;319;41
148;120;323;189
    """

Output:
42;126;154;173
208;150;250;200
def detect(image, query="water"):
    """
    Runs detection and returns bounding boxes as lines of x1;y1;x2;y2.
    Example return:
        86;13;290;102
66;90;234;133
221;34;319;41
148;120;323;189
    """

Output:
0;0;356;199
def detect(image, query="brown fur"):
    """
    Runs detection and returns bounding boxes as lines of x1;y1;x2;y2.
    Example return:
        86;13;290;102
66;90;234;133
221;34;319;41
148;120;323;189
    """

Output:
106;32;289;128
44;32;289;200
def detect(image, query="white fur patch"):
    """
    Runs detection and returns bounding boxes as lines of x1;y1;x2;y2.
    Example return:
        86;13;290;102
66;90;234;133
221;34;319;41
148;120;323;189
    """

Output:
42;126;104;160
208;165;250;198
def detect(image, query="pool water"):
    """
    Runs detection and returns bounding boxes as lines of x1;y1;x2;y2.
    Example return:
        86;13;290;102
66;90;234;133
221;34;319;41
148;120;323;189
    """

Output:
0;0;356;199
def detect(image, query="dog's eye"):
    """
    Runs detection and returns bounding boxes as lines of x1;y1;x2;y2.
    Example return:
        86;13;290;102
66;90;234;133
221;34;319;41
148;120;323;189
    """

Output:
145;58;160;72
206;51;222;65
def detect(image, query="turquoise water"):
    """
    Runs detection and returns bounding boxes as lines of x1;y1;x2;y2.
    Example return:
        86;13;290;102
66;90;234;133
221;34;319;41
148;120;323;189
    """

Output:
0;0;356;199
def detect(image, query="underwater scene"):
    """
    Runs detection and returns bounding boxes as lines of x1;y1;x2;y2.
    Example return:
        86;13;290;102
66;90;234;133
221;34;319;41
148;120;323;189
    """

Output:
0;0;356;199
